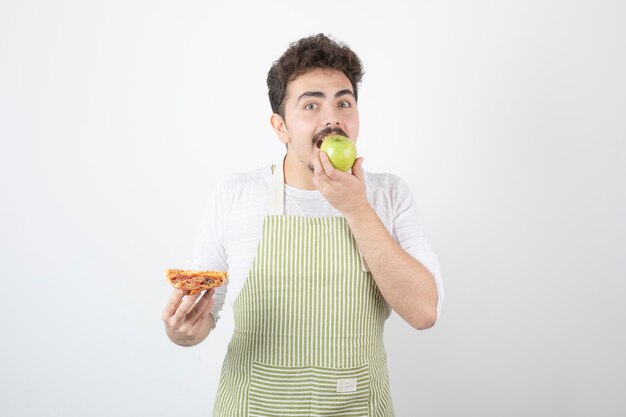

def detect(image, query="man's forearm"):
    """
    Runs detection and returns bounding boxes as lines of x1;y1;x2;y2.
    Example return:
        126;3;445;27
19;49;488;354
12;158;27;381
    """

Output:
344;205;438;329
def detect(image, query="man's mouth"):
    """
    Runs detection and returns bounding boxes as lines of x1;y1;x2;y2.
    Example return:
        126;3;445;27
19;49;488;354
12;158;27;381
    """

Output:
313;127;348;149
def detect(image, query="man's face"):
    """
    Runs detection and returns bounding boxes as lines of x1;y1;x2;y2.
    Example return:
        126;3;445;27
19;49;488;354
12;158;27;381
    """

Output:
276;68;359;173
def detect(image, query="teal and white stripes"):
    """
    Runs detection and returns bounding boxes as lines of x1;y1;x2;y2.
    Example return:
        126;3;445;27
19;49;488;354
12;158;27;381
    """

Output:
213;216;393;416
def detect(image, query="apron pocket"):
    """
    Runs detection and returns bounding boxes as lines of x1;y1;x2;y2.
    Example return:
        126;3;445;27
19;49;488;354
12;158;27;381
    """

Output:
249;361;370;417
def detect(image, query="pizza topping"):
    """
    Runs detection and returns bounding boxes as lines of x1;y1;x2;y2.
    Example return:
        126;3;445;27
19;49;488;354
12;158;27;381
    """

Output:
165;269;228;295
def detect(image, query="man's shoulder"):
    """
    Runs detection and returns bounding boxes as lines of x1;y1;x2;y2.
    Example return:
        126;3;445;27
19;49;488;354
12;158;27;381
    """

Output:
217;165;272;195
363;170;408;193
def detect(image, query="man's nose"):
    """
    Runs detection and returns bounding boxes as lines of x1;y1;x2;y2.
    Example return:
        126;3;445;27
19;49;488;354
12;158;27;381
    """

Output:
322;107;341;127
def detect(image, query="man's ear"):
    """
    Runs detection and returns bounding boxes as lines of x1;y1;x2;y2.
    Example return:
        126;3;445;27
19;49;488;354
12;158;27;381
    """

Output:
270;113;289;145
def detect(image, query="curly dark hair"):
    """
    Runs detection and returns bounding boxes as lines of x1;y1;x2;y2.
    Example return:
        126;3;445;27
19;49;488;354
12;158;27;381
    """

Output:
267;33;364;118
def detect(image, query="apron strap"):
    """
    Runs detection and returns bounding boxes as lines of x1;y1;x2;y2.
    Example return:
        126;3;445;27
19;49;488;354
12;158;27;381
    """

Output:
269;155;286;215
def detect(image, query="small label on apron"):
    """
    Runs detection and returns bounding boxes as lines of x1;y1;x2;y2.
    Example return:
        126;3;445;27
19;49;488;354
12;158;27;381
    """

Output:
336;378;357;393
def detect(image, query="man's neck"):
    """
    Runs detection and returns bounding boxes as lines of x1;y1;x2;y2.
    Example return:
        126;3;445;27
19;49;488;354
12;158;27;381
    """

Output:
283;152;316;190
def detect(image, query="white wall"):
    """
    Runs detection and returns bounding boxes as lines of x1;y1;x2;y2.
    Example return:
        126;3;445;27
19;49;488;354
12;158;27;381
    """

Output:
1;1;625;416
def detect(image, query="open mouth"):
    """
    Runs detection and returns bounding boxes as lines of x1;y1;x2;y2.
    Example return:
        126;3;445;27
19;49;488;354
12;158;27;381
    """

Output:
315;129;348;149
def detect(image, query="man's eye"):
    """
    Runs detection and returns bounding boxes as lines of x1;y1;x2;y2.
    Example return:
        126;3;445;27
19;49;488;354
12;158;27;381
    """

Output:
339;101;351;108
305;103;318;110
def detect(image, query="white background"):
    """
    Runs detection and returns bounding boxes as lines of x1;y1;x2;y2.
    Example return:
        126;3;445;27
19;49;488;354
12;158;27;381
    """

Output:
1;1;625;416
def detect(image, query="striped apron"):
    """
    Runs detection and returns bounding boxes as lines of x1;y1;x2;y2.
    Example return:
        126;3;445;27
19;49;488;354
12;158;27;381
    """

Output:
213;158;394;416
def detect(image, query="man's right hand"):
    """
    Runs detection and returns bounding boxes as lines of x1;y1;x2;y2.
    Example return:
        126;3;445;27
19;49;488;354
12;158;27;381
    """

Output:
162;288;215;346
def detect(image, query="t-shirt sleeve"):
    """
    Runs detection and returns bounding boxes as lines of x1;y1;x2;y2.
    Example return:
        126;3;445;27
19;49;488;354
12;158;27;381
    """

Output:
391;177;444;323
187;181;229;327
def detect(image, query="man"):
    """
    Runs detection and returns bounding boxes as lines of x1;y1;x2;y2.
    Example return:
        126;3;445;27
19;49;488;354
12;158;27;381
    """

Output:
162;33;443;417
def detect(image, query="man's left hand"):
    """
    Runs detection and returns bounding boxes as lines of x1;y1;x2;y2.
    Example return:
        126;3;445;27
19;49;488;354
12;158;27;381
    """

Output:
312;148;370;216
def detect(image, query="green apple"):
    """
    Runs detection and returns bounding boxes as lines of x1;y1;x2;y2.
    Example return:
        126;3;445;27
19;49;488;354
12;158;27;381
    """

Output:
320;135;357;172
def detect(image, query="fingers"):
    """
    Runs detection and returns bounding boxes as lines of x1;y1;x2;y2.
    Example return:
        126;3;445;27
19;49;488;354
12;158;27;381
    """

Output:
313;148;334;177
162;287;217;346
161;289;185;321
313;149;336;186
351;157;364;180
188;288;215;324
193;294;215;328
170;291;202;323
312;149;366;213
315;148;360;181
318;150;336;178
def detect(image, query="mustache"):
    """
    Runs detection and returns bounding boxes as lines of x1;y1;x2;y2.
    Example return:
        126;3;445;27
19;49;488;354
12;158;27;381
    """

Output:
312;127;348;145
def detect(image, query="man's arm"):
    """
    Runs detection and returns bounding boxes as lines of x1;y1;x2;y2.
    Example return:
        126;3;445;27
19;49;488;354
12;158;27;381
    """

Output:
312;149;438;329
163;178;229;344
343;205;438;329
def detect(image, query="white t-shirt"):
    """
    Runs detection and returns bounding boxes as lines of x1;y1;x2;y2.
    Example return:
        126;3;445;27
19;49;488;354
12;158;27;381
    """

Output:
188;164;444;326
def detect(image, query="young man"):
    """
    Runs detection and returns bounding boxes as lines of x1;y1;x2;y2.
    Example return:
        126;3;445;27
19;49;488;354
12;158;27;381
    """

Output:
162;33;443;416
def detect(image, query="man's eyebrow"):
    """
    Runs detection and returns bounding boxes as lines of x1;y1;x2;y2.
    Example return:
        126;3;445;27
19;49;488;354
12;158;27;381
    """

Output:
335;89;355;99
296;91;325;102
295;89;355;103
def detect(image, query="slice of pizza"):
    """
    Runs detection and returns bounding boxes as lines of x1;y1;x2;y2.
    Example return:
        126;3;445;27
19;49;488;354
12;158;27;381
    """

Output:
165;269;228;295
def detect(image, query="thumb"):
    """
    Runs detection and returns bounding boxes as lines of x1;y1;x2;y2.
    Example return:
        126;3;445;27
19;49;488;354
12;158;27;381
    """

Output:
351;157;365;181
